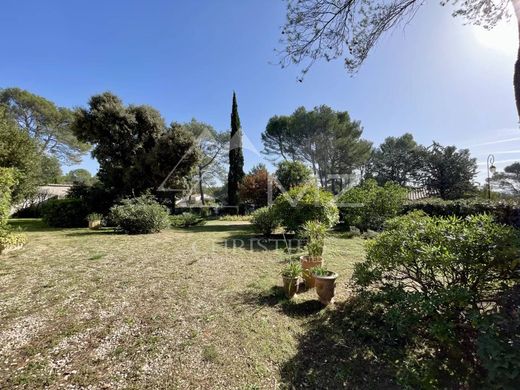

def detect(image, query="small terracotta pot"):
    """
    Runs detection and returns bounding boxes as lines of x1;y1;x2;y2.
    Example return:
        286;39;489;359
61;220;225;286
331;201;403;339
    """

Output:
300;255;323;288
282;276;299;299
313;271;338;305
88;220;101;230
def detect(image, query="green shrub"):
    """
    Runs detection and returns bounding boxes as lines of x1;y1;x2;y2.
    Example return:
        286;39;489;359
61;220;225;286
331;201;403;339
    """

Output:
217;214;252;222
404;198;520;228
0;230;27;254
337;179;407;231
281;261;302;278
301;220;327;257
273;185;339;233
109;195;170;234
250;206;278;236
86;213;103;222
170;212;206;228
0;167;17;227
42;198;89;228
352;211;520;387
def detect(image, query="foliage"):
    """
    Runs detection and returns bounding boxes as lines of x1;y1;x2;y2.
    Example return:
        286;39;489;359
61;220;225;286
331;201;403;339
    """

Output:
67;182;115;215
273;185;339;233
365;133;422;186
217;214;252;222
109;195;170;234
183;119;228;206
404;197;520;228
281;261;302;278
0;230;27;253
0;106;41;202
275;160;313;190
250;206;279;236
418;142;477;200
72;92;199;199
0;87;89;163
301;220;327;257
40;155;63;184
310;266;332;277
86;213;103;222
261;106;372;187
239;164;270;208
338;179;407;231
62;169;95;185
227;92;245;206
352;212;520;387
0;167;17;227
42;198;89;228
170;212;206;228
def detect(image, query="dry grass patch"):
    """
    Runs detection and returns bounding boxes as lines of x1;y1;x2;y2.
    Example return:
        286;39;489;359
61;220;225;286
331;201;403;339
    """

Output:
1;219;364;389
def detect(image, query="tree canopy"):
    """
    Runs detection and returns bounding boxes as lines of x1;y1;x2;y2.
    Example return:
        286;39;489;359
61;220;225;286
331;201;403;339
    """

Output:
279;0;520;119
72;92;199;199
0;88;89;164
366;133;422;186
227;92;245;206
262;105;372;187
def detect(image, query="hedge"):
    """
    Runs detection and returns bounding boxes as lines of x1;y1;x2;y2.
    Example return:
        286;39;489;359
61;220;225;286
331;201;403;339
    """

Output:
42;198;90;228
403;198;520;228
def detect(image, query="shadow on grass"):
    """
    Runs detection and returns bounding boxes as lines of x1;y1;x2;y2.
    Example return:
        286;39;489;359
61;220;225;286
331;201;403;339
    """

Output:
279;295;405;389
65;228;120;237
239;286;325;318
8;218;55;232
178;223;253;233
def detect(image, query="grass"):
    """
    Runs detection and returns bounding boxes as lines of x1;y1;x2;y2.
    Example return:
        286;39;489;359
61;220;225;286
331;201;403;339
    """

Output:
1;218;365;389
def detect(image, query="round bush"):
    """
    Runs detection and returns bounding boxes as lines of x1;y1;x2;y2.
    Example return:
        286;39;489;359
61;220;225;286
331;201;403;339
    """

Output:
109;195;170;234
250;206;279;236
337;179;407;231
42;198;89;228
273;185;339;233
170;212;206;228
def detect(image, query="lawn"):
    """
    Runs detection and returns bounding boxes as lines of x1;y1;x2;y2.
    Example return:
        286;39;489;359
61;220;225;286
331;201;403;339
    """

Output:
0;219;365;389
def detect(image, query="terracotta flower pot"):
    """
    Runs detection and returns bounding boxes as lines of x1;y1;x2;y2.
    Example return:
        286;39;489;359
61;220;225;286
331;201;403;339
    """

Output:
88;220;101;230
300;255;323;288
282;276;299;299
313;271;338;305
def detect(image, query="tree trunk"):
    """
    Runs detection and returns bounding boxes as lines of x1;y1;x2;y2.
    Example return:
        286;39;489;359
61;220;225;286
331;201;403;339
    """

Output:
198;166;205;206
514;0;520;121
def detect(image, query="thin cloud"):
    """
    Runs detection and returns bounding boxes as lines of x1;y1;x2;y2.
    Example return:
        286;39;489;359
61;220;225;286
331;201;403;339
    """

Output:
468;137;520;148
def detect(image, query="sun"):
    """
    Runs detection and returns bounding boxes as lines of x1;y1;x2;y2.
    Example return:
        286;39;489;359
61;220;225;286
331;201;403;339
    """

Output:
472;19;518;56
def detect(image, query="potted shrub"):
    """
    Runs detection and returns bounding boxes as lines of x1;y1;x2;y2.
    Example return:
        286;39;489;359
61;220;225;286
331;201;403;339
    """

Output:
311;266;338;305
87;213;103;229
281;262;302;299
300;220;327;288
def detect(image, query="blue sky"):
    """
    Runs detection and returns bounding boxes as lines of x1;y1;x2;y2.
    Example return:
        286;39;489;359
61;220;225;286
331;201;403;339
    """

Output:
1;0;518;183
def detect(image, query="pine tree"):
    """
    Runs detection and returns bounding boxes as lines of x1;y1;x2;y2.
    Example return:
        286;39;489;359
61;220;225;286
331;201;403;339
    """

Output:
227;92;245;207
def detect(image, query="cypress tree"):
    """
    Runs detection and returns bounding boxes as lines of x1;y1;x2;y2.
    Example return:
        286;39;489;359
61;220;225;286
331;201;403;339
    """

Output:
227;92;245;207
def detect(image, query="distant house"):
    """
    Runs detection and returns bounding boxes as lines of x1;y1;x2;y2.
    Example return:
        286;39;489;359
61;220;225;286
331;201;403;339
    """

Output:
175;193;217;207
11;184;73;215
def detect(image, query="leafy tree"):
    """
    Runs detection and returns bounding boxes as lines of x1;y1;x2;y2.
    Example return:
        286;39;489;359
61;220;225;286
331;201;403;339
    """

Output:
262;106;372;187
0;107;41;201
275;160;313;190
0;87;89;163
183;119;228;206
279;0;520;119
72;92;199;201
419;142;477;200
227;92;244;206
490;162;520;194
239;164;270;208
261;115;299;161
40;155;63;184
62;169;95;185
366;133;422;186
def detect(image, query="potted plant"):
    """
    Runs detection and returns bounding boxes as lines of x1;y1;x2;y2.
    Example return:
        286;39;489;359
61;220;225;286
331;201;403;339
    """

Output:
311;266;338;305
87;213;103;230
300;220;327;288
281;262;302;299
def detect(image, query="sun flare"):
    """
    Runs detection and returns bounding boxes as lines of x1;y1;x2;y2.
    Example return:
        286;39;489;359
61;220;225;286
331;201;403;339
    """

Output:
473;20;518;56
